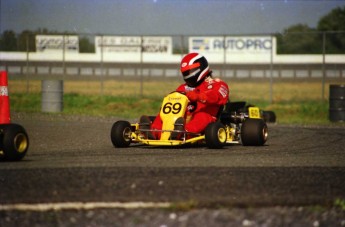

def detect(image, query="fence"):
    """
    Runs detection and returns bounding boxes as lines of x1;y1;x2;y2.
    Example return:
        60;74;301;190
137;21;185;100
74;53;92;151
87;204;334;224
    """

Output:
0;32;344;102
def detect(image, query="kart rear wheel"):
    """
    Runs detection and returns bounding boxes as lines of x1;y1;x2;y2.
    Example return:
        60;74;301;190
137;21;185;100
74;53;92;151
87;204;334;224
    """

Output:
111;121;132;148
241;119;268;146
205;122;227;149
0;124;29;161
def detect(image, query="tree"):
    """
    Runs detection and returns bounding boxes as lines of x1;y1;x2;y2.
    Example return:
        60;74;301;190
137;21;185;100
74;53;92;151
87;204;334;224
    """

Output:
317;6;345;54
276;6;345;54
0;30;17;51
276;24;322;54
17;30;36;52
318;6;345;31
79;36;95;53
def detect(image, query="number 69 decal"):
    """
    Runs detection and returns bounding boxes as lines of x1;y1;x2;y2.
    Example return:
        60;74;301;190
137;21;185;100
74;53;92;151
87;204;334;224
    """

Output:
162;102;182;114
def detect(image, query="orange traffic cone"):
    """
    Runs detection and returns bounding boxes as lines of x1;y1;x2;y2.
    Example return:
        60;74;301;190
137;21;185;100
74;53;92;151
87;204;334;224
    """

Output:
0;71;11;124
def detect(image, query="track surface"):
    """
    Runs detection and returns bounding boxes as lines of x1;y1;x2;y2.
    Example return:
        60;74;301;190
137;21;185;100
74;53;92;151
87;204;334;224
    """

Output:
1;113;345;226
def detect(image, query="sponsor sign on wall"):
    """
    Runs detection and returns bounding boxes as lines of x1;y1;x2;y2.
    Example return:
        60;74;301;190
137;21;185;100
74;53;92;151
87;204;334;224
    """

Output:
36;35;79;53
189;36;273;54
95;36;172;54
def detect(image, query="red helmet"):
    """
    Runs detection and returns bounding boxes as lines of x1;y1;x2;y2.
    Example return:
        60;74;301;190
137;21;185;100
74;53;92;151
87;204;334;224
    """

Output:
180;53;210;87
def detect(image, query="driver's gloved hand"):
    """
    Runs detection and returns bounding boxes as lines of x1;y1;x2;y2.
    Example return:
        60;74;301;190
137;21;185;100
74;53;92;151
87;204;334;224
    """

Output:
186;91;199;102
187;91;208;103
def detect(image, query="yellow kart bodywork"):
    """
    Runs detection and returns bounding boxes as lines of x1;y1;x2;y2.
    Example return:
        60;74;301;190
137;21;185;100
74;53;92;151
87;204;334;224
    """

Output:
130;92;207;146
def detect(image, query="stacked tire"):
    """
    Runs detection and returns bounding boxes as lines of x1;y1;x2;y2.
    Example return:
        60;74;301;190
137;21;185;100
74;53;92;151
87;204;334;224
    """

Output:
329;84;345;122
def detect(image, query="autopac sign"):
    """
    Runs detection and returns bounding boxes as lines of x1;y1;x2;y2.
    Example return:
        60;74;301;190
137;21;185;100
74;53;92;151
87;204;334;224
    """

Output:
36;35;79;53
95;36;172;54
189;36;273;54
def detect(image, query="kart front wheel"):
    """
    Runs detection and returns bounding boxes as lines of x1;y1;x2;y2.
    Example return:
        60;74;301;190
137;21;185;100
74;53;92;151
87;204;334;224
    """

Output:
110;121;132;148
241;119;268;146
204;122;227;149
0;124;29;161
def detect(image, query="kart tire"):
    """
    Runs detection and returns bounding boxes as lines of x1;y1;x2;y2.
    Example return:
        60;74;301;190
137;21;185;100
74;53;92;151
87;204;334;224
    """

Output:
0;124;29;161
204;122;227;149
241;119;268;146
262;110;276;123
111;121;132;148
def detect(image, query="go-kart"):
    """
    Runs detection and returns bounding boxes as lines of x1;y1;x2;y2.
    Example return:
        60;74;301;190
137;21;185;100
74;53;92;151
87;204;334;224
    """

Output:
110;91;268;149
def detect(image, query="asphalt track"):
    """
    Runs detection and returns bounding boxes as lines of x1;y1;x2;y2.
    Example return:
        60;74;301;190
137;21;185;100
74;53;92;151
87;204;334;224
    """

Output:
1;113;345;226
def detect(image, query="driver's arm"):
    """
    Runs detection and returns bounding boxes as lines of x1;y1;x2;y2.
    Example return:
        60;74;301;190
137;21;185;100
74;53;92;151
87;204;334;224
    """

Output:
187;84;228;105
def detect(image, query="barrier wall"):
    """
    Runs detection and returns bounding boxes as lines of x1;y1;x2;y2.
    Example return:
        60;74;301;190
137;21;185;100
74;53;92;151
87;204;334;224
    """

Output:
1;51;345;64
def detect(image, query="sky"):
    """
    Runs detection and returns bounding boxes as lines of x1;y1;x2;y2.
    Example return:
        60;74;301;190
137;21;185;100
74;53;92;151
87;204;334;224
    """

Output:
1;0;345;35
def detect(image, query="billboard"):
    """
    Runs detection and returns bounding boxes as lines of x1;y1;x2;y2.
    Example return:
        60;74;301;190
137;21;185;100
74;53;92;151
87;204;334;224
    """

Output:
36;35;79;53
189;36;273;54
95;36;172;54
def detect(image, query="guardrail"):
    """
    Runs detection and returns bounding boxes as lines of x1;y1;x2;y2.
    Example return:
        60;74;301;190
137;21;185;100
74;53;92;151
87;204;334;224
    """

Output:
1;60;344;80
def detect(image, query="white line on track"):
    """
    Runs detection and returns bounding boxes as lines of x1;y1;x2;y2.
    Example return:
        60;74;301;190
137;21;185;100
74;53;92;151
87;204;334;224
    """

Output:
0;202;171;211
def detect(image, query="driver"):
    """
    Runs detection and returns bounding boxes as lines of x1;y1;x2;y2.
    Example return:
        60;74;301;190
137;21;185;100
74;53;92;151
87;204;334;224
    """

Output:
140;52;229;139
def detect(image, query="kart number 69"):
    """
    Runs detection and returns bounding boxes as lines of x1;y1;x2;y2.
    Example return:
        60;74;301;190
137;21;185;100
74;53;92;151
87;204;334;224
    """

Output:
162;102;182;114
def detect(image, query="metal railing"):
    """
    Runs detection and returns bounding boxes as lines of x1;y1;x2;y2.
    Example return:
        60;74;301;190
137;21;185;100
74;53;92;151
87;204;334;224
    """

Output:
1;32;345;101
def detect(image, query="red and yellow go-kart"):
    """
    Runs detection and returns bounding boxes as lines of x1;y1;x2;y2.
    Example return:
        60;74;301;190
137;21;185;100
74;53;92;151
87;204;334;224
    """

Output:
110;92;268;149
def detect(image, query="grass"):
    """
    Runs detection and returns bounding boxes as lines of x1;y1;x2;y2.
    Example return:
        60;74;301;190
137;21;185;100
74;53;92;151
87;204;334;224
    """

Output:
334;198;345;211
7;79;345;125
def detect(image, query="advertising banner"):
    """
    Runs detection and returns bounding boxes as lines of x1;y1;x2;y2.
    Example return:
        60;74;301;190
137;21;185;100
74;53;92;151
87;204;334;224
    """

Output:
36;35;79;53
95;36;172;54
189;36;273;54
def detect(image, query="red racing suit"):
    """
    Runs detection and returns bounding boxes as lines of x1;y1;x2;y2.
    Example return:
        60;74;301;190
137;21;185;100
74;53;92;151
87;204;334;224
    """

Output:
151;77;229;135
